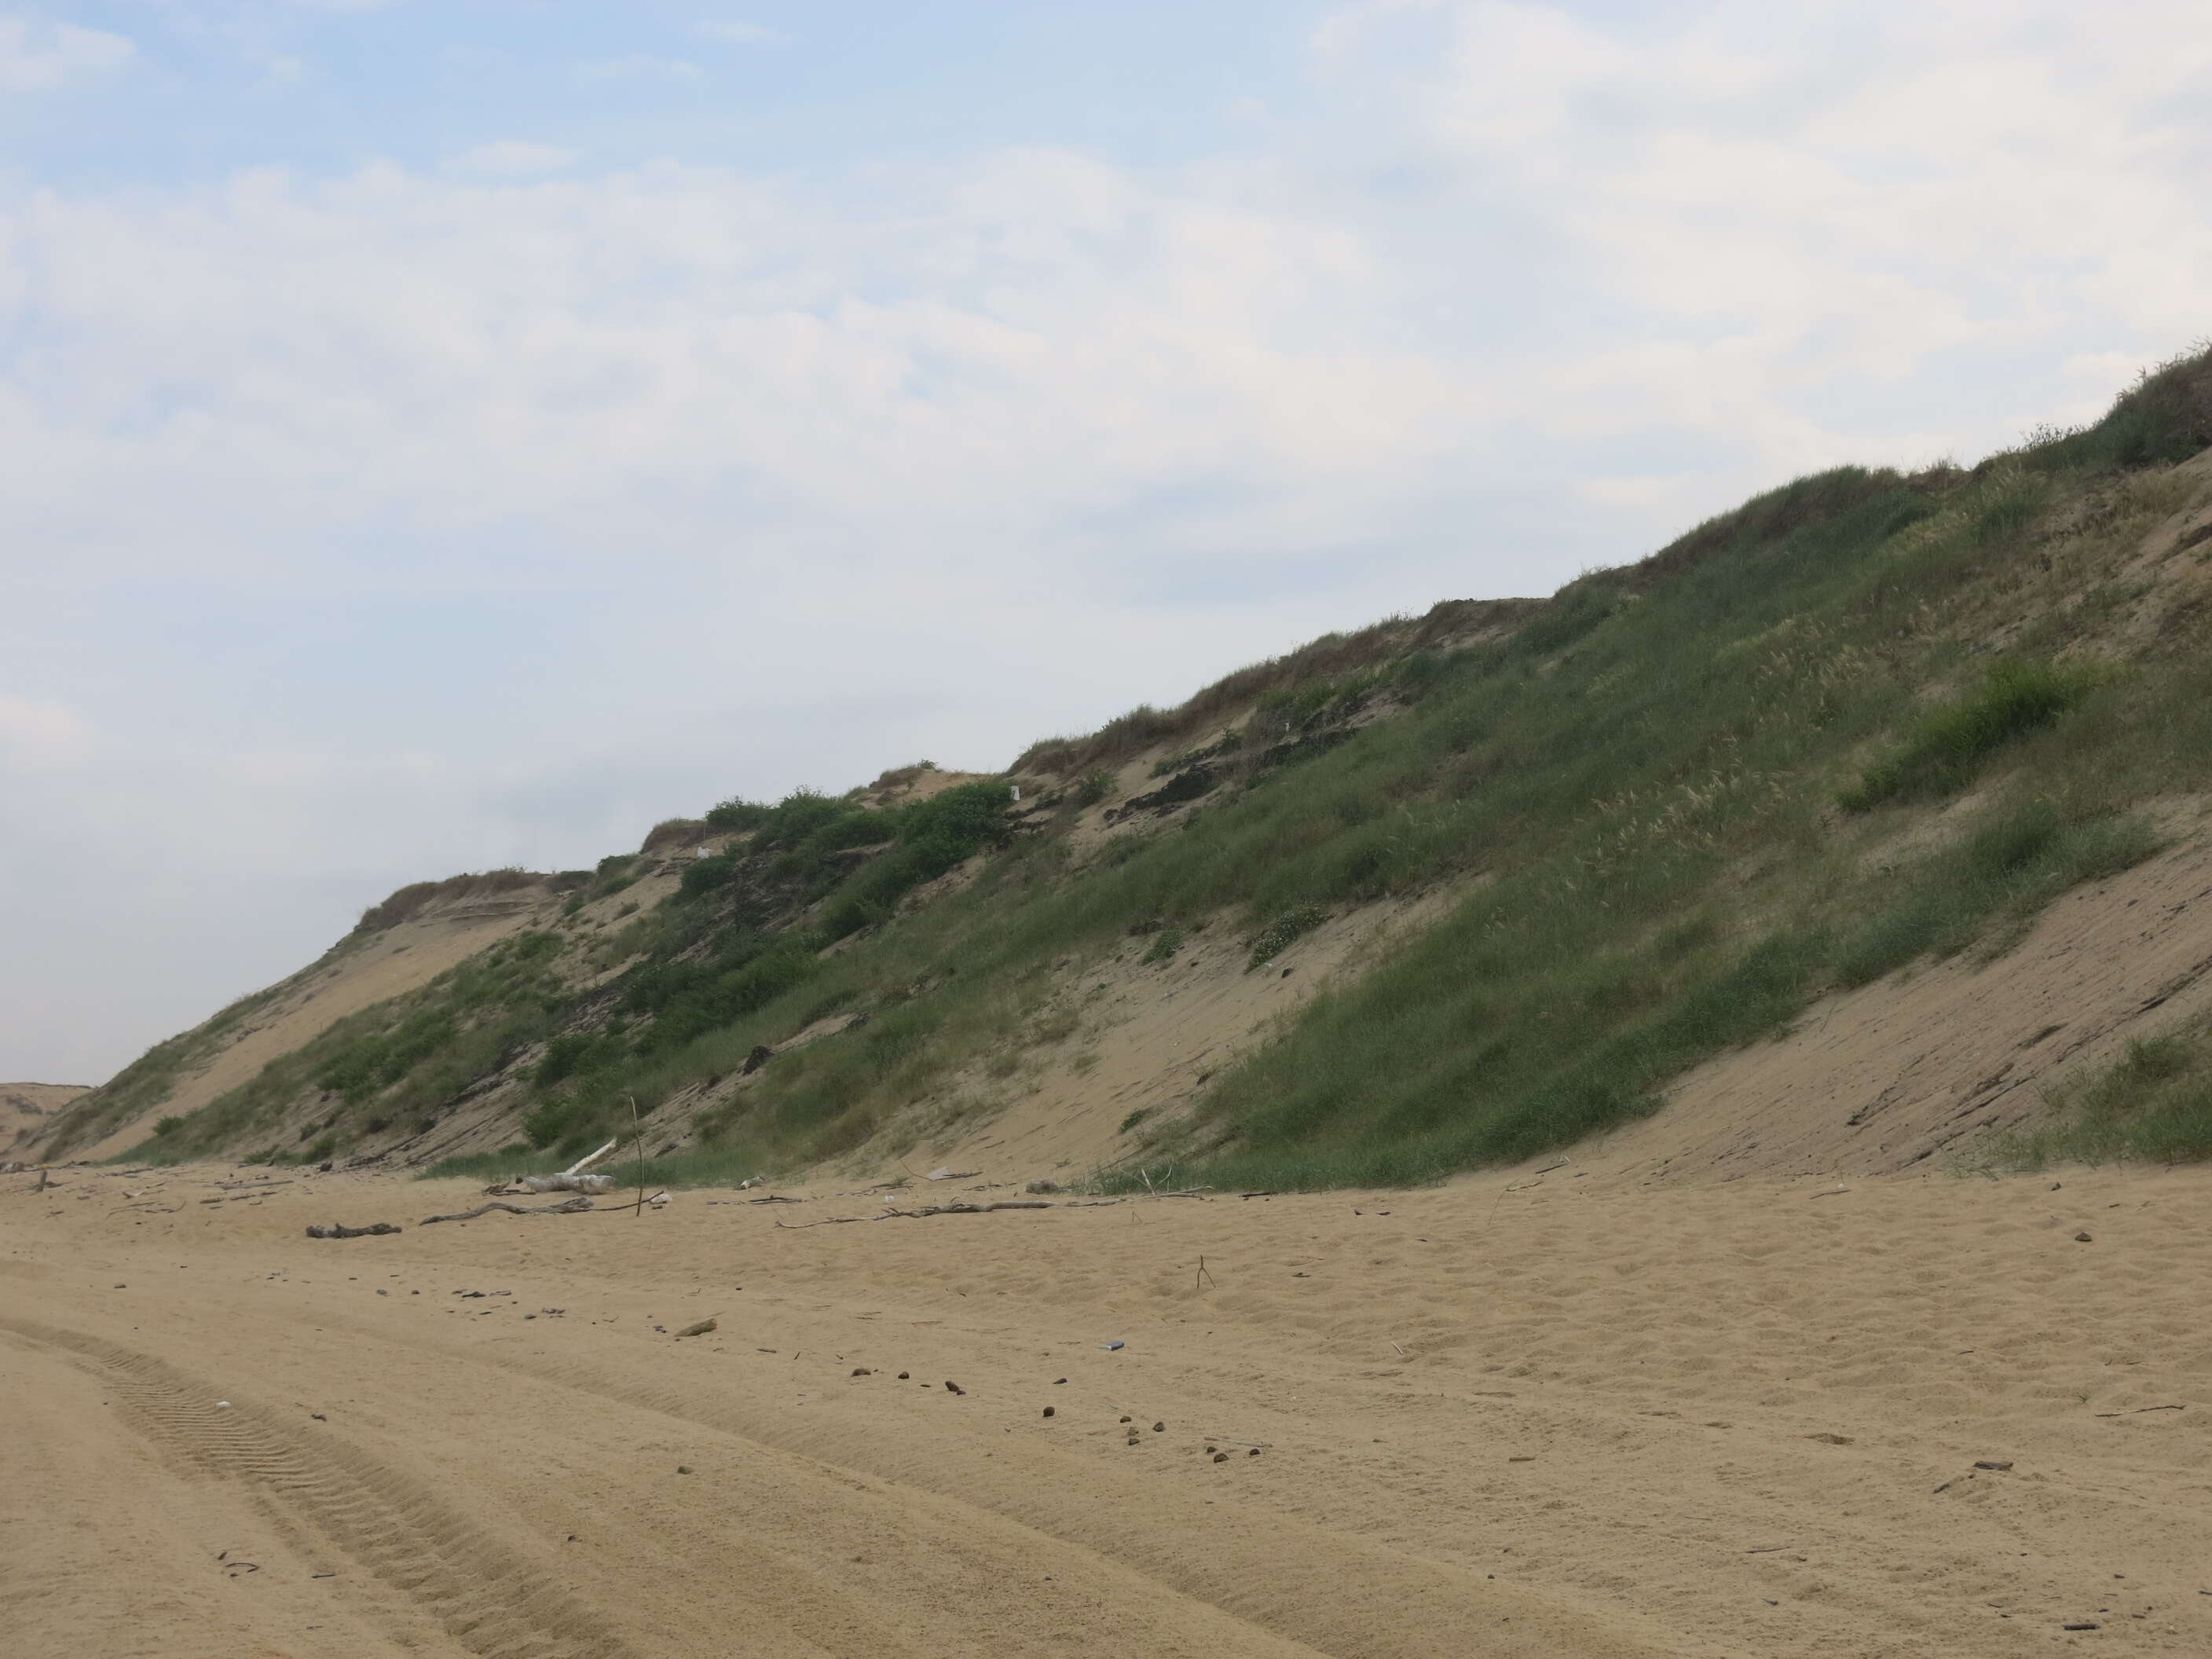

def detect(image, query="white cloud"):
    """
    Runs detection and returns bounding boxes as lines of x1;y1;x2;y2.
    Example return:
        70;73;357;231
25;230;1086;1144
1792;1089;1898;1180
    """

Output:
698;20;791;46
445;141;580;178
0;16;132;91
0;694;90;753
1341;0;2212;463
577;54;703;82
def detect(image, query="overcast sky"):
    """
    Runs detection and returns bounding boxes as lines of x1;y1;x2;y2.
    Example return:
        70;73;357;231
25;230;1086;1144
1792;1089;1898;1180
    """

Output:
2;0;2206;1084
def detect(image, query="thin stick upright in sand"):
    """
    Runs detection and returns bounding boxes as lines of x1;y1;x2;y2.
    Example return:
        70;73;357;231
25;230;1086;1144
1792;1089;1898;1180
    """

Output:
626;1093;645;1218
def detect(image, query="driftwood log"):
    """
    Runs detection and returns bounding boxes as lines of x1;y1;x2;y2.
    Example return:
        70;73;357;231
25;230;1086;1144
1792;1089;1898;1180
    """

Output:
420;1196;595;1225
305;1221;401;1239
513;1172;615;1196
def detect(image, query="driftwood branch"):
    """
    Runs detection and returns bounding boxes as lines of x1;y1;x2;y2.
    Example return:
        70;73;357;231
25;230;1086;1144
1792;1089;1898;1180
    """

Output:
775;1199;1056;1229
306;1221;402;1239
420;1196;595;1225
564;1138;621;1177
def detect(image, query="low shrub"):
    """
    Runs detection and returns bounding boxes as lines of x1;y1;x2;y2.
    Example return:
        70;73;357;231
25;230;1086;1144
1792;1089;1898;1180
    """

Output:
1247;904;1326;970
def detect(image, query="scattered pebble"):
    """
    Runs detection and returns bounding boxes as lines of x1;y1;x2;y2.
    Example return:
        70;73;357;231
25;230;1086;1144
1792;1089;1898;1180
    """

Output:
897;1372;910;1379
1213;1452;1230;1463
1042;1406;1056;1418
2075;1232;2094;1243
851;1368;872;1377
1152;1421;1165;1433
676;1465;693;1475
1974;1459;2014;1471
945;1380;965;1395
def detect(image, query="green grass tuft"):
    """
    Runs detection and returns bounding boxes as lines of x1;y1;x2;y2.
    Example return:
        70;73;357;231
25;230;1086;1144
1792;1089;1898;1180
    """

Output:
1982;1026;2212;1169
1840;660;2092;811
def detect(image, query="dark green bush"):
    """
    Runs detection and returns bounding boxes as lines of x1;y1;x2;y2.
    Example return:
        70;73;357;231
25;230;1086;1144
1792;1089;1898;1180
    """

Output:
704;797;771;833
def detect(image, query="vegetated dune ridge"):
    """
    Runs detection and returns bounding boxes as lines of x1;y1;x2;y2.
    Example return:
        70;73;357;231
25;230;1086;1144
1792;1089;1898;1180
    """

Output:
1;1083;88;1155
45;875;584;1164
30;347;2212;1194
6;1157;2210;1658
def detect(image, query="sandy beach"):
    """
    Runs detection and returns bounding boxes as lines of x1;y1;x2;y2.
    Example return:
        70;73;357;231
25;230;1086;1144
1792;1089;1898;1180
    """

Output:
6;1158;2208;1658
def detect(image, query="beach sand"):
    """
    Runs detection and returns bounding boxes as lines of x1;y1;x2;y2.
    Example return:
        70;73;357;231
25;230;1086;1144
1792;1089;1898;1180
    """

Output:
5;1159;2207;1657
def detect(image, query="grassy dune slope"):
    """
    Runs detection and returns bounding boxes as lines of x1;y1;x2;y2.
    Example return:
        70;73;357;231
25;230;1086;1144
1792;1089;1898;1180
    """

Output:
50;346;2212;1188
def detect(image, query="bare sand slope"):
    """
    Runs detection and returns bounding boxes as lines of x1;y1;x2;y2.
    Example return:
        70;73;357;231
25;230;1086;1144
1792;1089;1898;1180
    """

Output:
919;895;1455;1178
6;1161;2207;1657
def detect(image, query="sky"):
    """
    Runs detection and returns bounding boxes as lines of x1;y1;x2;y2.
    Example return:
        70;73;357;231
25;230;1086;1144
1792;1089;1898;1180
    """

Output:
2;0;2207;1084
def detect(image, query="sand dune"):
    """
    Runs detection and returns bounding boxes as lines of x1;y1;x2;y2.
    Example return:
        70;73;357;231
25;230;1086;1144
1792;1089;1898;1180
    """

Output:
1;1082;86;1154
5;1158;2207;1657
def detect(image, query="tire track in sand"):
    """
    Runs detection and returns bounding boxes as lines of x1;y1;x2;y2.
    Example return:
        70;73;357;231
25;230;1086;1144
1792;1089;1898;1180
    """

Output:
0;1316;634;1659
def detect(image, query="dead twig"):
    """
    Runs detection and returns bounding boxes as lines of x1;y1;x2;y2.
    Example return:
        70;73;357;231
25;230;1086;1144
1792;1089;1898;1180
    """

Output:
775;1200;1055;1229
305;1221;402;1239
2095;1404;2185;1417
420;1197;594;1225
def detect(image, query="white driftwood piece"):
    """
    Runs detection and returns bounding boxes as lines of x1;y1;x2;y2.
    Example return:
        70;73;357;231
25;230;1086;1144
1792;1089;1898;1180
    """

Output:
563;1139;620;1177
516;1172;615;1196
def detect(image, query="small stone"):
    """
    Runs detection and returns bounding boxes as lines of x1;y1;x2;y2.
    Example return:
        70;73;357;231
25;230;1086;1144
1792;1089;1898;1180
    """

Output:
1152;1421;1165;1433
2075;1232;2093;1243
1053;1377;1067;1384
1974;1459;2014;1471
1247;1448;1259;1456
851;1368;871;1376
1509;1456;1536;1463
1042;1406;1055;1418
1213;1452;1229;1463
945;1380;964;1395
897;1372;910;1379
676;1465;693;1474
1119;1415;1132;1423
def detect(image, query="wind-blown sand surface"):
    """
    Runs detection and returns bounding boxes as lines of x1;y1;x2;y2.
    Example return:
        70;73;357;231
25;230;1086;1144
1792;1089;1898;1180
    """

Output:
5;1160;2208;1657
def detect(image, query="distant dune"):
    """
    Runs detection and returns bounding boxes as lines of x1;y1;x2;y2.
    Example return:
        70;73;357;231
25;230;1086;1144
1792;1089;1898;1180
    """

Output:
1;1082;89;1155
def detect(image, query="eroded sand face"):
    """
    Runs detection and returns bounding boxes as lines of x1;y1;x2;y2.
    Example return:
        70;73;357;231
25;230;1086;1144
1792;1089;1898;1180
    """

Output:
5;1161;2207;1658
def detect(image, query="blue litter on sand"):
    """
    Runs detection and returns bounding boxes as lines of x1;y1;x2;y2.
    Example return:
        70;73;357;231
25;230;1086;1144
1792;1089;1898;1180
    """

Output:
1100;1340;1126;1351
